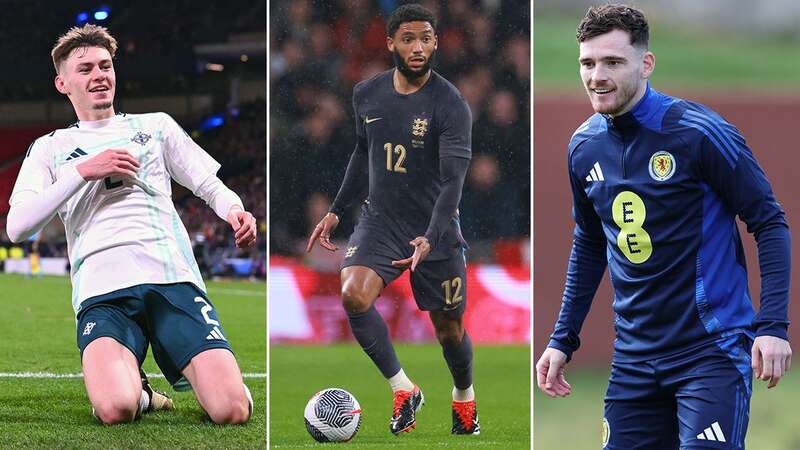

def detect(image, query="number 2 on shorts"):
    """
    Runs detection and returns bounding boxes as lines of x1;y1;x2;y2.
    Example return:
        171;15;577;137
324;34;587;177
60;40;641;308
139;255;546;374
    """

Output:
194;296;227;341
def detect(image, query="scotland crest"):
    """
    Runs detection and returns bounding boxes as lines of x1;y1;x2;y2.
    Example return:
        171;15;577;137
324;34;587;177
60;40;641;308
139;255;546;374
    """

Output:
649;150;675;181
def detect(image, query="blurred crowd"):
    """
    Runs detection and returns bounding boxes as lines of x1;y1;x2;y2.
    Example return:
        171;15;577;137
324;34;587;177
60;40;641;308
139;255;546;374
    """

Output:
0;0;265;101
175;100;267;279
0;1;267;277
270;0;531;258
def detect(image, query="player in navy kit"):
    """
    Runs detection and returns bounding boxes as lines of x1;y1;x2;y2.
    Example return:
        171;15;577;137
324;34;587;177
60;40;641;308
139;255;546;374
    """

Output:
306;4;478;436
535;4;792;449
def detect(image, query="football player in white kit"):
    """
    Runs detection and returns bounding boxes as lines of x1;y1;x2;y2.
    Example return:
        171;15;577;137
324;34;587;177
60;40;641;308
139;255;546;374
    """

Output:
6;24;256;425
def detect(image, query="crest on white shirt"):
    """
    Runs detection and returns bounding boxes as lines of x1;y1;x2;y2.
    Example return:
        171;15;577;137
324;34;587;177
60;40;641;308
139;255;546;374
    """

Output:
131;131;151;146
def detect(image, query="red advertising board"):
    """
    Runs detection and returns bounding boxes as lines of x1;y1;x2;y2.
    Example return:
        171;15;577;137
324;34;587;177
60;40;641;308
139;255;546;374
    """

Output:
270;256;530;344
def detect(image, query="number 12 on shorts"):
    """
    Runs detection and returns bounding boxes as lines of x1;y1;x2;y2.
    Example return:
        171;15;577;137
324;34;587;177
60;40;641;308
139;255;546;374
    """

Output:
441;277;463;305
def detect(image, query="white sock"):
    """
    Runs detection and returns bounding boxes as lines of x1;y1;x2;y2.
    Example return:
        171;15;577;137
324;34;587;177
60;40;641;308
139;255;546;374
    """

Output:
137;389;150;417
243;383;253;419
388;369;414;392
452;385;475;402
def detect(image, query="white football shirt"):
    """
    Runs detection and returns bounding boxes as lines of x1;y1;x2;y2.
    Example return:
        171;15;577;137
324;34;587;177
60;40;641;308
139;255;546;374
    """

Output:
10;112;235;314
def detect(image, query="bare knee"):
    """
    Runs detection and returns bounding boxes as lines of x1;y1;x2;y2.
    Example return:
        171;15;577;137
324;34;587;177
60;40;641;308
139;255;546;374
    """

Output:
207;393;251;425
93;394;139;425
341;283;374;314
340;267;382;314
184;349;251;425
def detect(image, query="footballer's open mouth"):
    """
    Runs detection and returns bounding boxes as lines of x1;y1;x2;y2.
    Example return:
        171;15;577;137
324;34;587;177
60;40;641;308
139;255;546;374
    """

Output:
408;56;426;67
89;85;110;93
590;86;615;96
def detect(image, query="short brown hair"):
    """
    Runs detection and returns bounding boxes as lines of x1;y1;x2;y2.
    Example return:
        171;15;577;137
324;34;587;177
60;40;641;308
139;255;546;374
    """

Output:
576;4;649;49
51;24;118;73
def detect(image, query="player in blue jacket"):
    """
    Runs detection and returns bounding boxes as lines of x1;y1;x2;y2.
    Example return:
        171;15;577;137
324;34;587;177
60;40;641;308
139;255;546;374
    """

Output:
535;5;792;449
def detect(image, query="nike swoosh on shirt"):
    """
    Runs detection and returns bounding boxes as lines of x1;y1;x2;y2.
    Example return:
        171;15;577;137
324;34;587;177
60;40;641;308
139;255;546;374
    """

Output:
365;116;383;124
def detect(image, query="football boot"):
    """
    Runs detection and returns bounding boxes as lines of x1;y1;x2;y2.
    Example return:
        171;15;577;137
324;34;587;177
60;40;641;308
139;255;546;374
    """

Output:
451;399;480;435
390;385;424;434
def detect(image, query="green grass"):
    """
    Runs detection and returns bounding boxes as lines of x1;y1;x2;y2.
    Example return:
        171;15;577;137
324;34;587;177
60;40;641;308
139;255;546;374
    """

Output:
270;344;530;449
0;274;266;449
534;368;800;449
534;17;800;93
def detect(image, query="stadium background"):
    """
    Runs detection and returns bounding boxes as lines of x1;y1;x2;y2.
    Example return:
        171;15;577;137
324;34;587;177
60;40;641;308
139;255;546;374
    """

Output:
534;1;800;449
0;1;266;448
269;0;530;447
0;0;267;280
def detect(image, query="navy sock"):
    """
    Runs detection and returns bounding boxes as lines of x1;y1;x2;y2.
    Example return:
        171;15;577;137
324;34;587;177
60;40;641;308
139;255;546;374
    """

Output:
347;306;402;378
442;331;473;390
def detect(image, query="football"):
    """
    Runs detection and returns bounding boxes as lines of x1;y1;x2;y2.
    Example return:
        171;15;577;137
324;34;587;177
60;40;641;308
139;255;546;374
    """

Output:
303;388;362;442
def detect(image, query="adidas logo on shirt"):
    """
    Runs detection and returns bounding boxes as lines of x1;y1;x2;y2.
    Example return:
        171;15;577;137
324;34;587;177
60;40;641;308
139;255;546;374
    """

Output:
65;148;88;161
585;162;604;182
696;421;726;442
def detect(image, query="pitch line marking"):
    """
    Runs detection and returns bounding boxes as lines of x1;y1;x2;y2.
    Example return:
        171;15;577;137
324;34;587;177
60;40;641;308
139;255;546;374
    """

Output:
3;276;265;298
208;287;265;297
0;372;266;379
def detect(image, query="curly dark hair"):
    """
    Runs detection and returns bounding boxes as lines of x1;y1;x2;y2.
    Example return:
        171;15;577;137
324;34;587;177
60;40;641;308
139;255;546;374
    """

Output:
576;4;649;49
386;3;437;38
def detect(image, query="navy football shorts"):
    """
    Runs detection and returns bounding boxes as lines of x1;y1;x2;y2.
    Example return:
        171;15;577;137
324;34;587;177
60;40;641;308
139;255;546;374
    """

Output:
603;334;752;449
341;211;467;314
76;282;233;391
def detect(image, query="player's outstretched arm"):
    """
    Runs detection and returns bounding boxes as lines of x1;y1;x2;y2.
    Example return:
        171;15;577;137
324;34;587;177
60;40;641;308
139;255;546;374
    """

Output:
536;347;572;397
391;150;469;272
752;335;792;389
547;150;608;363
306;212;339;252
328;138;369;221
158;113;256;247
192;176;256;248
309;135;368;253
190;174;255;248
7;148;138;243
313;92;369;253
421;156;470;253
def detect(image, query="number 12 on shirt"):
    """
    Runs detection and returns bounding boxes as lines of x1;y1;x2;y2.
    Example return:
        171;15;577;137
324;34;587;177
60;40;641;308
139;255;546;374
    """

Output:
384;142;407;173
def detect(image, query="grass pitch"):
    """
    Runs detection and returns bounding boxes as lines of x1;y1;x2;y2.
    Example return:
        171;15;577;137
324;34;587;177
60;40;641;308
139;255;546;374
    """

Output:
270;343;530;449
534;18;800;93
0;274;266;449
534;368;800;449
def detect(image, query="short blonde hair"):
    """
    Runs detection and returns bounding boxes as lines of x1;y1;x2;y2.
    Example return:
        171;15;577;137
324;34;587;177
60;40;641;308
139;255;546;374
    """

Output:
51;24;118;74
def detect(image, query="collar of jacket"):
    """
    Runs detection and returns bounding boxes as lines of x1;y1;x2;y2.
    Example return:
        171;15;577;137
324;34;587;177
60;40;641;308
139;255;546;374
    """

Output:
604;82;663;136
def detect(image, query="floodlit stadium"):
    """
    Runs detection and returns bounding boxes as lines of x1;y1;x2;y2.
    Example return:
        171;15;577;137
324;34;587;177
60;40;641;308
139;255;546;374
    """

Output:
269;0;530;447
0;1;266;448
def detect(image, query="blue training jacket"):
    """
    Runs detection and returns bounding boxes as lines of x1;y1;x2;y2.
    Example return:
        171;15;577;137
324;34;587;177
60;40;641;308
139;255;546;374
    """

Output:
548;83;791;362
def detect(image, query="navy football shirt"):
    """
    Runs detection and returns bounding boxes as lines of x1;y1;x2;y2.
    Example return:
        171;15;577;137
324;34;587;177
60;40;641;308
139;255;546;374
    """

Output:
331;69;472;259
